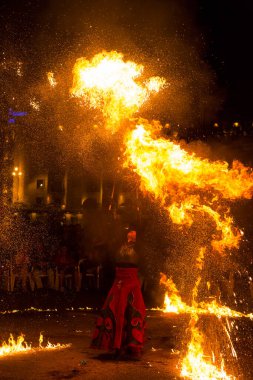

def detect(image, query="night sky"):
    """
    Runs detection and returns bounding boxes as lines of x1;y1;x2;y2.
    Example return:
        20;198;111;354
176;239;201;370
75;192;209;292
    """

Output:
0;0;253;124
198;1;253;122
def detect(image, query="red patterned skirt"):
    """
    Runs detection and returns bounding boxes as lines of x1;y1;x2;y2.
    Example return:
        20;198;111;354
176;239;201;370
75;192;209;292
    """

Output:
91;267;146;351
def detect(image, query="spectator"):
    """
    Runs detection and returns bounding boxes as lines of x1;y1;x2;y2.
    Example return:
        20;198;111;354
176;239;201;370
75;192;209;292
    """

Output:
54;245;76;291
78;245;101;290
13;245;32;291
31;242;55;290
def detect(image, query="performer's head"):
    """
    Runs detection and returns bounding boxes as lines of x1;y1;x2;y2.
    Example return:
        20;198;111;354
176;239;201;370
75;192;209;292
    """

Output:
127;230;136;243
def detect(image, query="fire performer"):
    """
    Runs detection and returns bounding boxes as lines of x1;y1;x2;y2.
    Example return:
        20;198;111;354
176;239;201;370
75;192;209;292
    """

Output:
91;230;146;360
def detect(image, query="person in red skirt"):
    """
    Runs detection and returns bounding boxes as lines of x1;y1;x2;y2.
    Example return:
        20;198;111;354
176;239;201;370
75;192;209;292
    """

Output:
90;230;146;360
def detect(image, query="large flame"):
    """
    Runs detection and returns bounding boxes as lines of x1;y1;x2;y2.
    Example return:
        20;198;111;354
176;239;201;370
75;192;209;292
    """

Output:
124;123;253;253
71;51;166;132
124;118;253;378
181;317;235;380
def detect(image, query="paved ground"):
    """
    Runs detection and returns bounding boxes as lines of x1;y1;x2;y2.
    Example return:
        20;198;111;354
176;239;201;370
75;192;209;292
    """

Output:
0;301;252;380
0;308;182;380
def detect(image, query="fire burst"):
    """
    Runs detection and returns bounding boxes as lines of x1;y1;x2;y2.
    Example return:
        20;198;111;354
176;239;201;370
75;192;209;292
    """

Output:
71;51;166;132
71;50;253;379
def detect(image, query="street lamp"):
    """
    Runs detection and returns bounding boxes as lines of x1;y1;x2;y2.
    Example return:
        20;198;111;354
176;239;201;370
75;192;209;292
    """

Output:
12;167;22;202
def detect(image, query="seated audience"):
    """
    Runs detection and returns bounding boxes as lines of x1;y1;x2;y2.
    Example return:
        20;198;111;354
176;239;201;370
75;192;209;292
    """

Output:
54;245;76;291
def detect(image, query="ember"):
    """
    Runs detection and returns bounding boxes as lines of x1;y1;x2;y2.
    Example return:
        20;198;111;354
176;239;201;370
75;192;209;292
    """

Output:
47;71;57;87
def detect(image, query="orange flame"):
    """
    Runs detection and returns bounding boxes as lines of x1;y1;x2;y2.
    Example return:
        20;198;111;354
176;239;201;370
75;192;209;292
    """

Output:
0;333;70;357
71;51;166;132
181;317;235;379
124;123;253;253
160;274;253;319
0;334;31;356
159;273;192;314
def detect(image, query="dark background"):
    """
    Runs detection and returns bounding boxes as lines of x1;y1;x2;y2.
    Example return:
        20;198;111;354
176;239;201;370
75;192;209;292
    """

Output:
0;0;252;126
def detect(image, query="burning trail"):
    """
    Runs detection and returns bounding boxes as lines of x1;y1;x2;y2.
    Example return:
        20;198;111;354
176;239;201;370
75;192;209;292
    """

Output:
159;274;253;320
0;333;70;357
